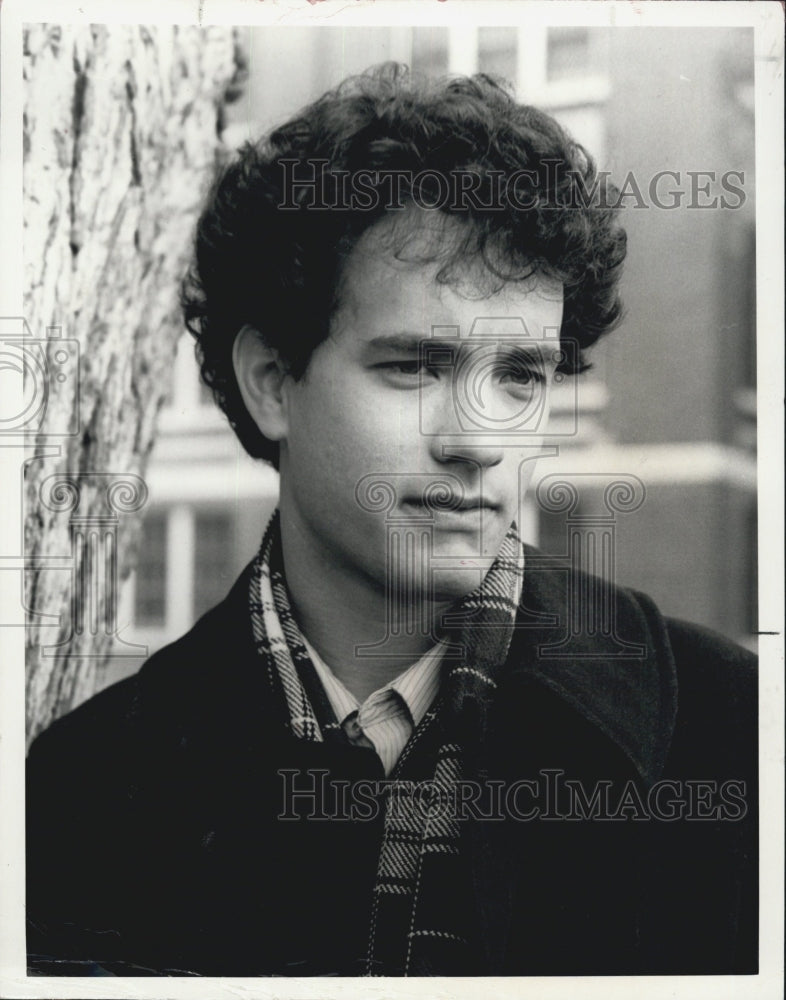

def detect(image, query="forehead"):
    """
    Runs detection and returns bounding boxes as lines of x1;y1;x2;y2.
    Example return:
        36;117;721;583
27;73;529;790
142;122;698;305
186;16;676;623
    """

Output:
334;214;564;340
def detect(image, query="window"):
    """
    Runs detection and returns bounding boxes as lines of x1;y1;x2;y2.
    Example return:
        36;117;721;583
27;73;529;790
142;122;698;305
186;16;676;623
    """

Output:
133;511;167;626
518;28;610;192
477;27;517;84
411;28;449;77
193;510;235;618
547;28;591;82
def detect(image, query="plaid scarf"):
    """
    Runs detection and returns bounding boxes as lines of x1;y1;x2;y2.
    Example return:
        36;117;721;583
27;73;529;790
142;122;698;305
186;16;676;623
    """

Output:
248;510;524;975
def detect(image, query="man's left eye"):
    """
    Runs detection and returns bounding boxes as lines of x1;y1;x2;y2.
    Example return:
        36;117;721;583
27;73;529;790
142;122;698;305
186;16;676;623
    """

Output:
377;361;433;379
497;362;544;386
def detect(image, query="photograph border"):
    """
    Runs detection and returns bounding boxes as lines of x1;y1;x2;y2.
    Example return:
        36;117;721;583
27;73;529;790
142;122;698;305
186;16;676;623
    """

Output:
1;2;783;998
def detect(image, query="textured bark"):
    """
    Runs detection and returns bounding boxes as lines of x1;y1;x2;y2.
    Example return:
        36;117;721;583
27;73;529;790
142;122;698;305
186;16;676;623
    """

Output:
23;24;238;744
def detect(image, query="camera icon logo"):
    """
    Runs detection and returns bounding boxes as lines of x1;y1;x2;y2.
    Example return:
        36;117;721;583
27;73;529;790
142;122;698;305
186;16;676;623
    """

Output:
0;318;80;436
418;317;577;438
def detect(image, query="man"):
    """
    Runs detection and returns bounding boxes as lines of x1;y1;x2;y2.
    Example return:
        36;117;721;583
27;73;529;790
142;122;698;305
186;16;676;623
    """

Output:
27;65;756;977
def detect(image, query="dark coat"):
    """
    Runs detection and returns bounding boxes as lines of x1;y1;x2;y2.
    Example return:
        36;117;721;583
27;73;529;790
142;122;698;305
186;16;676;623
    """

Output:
26;550;757;977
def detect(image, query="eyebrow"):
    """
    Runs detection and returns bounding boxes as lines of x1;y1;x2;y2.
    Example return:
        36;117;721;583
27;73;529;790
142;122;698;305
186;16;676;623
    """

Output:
365;333;439;352
364;332;551;362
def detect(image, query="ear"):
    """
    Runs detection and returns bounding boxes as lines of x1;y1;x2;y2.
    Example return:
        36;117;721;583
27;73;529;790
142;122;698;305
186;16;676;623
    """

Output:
232;325;290;442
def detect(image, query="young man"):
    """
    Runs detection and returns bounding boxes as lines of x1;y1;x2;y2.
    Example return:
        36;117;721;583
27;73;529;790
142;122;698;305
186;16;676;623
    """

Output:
27;66;757;977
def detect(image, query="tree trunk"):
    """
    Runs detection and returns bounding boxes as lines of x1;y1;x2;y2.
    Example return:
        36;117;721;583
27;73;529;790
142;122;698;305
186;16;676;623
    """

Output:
23;23;238;745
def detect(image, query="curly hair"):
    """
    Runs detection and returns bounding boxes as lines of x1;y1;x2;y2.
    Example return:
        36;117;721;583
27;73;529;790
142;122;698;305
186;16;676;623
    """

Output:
182;63;627;466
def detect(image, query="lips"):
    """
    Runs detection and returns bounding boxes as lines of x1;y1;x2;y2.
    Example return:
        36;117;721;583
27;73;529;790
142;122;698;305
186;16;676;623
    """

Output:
450;497;497;512
401;494;500;514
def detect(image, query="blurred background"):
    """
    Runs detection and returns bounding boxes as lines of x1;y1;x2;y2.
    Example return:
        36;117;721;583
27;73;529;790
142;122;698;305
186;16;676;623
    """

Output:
110;24;756;688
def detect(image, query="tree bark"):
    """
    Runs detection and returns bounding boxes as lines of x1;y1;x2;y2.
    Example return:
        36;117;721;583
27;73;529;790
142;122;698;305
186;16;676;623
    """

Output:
23;23;238;744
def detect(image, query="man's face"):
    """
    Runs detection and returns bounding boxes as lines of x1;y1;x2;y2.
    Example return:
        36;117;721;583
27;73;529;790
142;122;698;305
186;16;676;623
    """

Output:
278;222;564;604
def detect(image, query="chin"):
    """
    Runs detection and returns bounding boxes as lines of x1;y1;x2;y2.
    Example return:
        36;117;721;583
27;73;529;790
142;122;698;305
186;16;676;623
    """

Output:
429;561;496;604
431;528;506;566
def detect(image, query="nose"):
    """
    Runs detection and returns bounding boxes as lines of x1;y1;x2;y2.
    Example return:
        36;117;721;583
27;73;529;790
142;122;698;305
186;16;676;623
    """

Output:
432;436;504;468
427;400;505;469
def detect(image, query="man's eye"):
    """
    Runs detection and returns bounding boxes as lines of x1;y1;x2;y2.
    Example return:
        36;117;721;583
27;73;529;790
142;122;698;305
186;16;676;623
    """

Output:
377;360;433;379
497;362;544;387
388;361;422;375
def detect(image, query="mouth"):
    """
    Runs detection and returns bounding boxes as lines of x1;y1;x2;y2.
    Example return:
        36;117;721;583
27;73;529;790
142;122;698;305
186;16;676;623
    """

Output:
450;497;498;512
401;495;500;515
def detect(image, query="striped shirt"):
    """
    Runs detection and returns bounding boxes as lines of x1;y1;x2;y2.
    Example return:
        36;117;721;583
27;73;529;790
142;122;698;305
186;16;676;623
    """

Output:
302;636;444;776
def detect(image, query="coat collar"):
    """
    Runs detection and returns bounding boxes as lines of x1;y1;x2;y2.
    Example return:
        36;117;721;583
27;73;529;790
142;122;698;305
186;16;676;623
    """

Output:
168;548;678;789
141;552;679;975
470;547;678;972
507;546;678;789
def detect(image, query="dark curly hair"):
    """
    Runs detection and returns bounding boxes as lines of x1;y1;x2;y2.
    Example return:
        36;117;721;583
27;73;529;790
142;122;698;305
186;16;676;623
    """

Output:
183;63;626;466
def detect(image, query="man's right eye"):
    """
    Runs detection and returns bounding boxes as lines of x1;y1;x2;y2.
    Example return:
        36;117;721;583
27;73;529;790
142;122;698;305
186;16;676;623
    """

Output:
373;359;445;388
386;361;422;375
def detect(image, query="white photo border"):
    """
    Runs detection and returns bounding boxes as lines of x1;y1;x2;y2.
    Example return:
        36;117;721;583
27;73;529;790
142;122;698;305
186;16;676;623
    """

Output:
1;2;783;998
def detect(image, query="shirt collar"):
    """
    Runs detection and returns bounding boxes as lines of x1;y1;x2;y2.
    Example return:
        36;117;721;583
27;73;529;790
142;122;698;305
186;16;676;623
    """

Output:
301;634;445;728
217;548;675;789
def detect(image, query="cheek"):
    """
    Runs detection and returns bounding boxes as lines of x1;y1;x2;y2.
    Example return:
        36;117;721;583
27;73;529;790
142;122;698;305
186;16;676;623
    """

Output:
285;371;398;481
333;402;418;469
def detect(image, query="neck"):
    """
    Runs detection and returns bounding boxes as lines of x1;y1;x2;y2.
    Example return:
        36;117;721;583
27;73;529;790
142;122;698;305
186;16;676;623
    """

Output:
278;507;450;704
